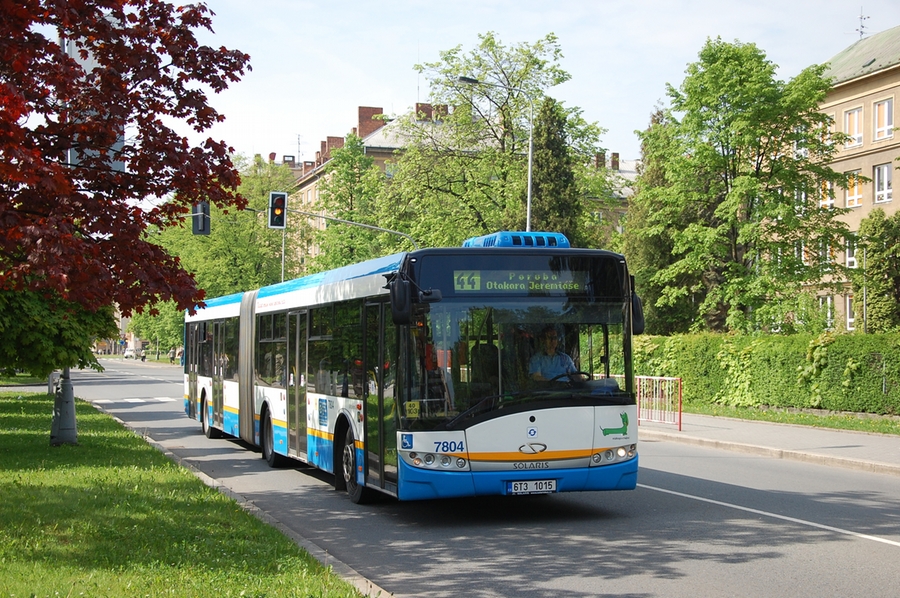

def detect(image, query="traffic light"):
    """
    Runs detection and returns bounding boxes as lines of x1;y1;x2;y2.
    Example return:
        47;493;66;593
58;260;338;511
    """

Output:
268;192;287;229
192;201;210;235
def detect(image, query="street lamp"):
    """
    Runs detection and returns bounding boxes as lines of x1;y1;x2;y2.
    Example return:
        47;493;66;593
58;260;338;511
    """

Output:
458;76;535;232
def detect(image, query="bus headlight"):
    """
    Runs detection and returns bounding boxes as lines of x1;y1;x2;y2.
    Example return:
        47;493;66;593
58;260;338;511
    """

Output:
424;453;435;466
591;444;638;467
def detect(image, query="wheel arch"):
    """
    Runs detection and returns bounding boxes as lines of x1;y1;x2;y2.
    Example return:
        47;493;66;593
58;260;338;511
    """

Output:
333;413;352;491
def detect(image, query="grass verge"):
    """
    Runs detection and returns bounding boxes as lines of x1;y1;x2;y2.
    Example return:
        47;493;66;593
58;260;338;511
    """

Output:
685;402;900;436
0;373;45;387
0;391;363;598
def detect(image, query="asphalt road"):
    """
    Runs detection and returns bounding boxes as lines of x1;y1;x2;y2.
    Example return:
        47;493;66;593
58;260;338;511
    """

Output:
67;359;900;597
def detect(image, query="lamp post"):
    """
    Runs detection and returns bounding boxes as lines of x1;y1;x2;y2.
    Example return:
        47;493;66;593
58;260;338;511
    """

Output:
458;76;535;232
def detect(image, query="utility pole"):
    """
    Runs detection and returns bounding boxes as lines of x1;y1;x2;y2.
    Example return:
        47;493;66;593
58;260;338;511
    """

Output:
50;368;77;446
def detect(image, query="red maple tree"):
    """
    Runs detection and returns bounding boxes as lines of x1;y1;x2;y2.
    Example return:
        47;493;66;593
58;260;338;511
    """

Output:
0;0;251;316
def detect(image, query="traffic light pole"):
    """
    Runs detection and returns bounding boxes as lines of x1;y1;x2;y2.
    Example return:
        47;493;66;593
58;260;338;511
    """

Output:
288;209;419;250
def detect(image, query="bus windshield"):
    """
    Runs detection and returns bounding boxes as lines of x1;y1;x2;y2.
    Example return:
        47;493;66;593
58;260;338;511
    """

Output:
400;296;632;432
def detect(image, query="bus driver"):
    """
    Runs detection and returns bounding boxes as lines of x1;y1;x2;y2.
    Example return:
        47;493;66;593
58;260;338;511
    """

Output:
529;326;577;381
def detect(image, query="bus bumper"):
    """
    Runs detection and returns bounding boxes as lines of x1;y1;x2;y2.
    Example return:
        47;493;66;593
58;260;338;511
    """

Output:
396;456;638;501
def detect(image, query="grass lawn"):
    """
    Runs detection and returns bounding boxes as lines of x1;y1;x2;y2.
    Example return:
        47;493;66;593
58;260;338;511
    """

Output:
0;373;45;386
0;391;363;597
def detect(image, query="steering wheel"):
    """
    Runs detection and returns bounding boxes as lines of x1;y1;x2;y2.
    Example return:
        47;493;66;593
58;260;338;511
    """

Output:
547;371;591;384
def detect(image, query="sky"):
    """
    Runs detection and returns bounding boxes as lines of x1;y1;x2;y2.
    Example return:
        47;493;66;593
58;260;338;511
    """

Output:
190;0;900;161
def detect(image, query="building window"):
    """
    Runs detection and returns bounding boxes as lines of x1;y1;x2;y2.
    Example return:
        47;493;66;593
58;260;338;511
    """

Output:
846;237;857;269
846;170;862;207
795;240;809;266
793;126;809;159
874;163;893;203
819;180;834;208
844;107;863;147
874;98;893;141
846;294;855;331
819;295;834;330
819;238;835;266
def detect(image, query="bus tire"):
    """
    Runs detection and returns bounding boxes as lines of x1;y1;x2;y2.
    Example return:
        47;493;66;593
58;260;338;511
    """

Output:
201;397;221;439
341;427;373;504
262;408;286;468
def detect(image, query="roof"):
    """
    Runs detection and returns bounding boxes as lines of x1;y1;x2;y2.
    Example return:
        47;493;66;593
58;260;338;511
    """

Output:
823;24;900;85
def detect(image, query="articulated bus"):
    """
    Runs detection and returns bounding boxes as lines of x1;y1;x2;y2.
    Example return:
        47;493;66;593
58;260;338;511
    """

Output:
184;231;645;503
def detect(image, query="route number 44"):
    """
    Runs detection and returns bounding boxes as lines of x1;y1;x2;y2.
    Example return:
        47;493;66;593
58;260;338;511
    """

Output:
455;271;481;291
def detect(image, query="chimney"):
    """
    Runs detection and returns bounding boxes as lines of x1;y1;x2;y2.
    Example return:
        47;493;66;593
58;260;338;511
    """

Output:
325;136;344;160
358;106;384;138
433;104;448;120
268;152;276;163
415;102;433;121
282;155;296;167
611;152;619;171
303;160;315;175
595;152;605;169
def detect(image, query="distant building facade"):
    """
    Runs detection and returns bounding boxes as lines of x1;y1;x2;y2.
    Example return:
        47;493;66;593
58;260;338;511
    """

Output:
821;24;900;330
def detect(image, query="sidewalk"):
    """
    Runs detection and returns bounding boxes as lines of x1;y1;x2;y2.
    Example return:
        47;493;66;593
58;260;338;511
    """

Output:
639;413;900;477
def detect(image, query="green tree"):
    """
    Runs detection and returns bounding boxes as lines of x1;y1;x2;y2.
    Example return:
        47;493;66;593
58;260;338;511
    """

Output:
0;291;116;378
639;38;851;333
133;156;303;357
157;154;303;297
311;134;391;272
852;208;900;332
529;97;582;242
381;32;603;248
624;109;699;334
127;301;184;358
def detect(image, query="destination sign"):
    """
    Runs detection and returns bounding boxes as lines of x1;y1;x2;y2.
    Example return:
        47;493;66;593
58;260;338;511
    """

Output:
453;270;586;294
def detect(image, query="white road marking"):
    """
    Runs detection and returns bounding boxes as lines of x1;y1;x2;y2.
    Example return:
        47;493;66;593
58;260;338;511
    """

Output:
639;483;900;548
92;397;179;404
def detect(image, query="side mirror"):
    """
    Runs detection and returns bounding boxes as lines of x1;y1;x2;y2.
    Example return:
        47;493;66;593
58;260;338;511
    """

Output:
419;289;442;303
390;277;412;325
631;293;645;335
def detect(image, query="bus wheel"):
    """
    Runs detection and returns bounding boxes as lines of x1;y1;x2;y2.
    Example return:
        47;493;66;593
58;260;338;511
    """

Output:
201;398;221;439
342;427;373;504
262;409;286;468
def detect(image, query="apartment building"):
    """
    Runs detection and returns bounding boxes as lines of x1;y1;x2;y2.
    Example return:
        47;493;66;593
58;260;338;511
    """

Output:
820;24;900;330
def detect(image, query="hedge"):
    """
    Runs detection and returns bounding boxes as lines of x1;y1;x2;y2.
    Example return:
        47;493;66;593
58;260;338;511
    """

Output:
633;332;900;416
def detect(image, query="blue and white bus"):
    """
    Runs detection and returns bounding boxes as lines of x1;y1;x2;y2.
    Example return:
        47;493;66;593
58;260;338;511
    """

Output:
184;231;644;503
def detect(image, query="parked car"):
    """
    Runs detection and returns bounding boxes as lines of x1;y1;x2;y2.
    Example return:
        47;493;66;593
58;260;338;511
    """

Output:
123;348;135;359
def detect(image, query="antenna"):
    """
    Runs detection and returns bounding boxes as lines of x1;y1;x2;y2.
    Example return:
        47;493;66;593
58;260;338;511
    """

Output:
856;6;870;39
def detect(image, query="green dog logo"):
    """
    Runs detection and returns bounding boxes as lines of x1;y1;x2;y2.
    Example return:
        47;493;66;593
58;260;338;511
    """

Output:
601;412;629;436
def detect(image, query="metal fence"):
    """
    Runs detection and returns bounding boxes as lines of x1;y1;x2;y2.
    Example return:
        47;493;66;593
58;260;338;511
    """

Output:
635;375;682;430
607;375;682;430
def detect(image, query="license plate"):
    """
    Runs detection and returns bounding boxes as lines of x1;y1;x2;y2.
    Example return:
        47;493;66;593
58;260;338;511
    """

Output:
507;479;557;495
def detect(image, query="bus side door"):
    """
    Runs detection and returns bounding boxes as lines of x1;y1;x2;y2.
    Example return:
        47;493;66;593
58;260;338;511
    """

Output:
288;311;308;458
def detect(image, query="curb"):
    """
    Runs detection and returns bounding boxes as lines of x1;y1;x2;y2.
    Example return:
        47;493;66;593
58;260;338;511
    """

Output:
639;428;900;478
